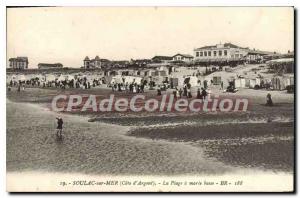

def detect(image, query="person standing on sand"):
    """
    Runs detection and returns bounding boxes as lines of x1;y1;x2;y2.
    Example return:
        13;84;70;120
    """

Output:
196;88;201;99
179;88;183;98
56;117;63;138
266;93;273;106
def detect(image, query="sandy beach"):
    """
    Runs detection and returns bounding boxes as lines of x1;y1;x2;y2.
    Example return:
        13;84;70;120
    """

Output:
7;99;234;175
6;86;294;192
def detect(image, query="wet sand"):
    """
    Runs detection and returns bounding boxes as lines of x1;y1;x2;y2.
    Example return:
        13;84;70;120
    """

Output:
128;122;294;172
7;100;234;175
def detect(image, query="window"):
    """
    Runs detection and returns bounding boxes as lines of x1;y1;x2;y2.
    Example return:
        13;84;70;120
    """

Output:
208;51;211;56
204;51;207;56
224;50;227;56
196;52;199;57
240;54;243;58
200;52;203;57
219;50;222;56
214;51;217;56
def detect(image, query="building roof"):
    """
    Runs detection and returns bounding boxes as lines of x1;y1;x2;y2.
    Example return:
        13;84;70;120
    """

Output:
95;55;100;60
152;56;173;60
9;57;29;63
173;53;194;58
84;56;90;61
100;59;110;62
38;63;63;67
246;49;274;55
194;42;241;50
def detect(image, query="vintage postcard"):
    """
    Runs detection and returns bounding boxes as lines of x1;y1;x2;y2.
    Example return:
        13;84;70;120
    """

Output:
6;7;294;192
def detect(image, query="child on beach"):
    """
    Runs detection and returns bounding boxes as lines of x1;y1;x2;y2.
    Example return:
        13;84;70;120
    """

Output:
56;117;64;138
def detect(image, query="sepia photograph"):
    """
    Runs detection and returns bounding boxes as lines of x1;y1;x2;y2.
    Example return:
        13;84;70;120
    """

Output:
6;6;295;192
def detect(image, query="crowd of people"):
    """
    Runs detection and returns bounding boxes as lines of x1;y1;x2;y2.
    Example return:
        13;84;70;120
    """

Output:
110;81;146;93
157;81;211;100
7;76;106;91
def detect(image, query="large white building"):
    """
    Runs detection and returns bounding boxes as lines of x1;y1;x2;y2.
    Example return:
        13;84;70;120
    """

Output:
194;43;272;64
194;43;247;62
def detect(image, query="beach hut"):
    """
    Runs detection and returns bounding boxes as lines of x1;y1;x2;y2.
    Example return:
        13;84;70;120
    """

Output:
170;77;179;87
249;79;257;88
271;77;283;90
256;78;261;87
283;74;294;86
212;76;222;85
235;78;246;88
155;70;167;77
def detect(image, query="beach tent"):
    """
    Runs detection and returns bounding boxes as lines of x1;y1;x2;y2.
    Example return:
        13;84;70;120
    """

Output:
152;76;165;85
126;76;142;85
184;76;199;87
34;74;45;81
110;75;123;84
66;74;75;81
17;74;26;81
57;75;67;81
104;76;113;84
267;58;294;64
46;74;56;82
110;75;143;85
8;75;17;82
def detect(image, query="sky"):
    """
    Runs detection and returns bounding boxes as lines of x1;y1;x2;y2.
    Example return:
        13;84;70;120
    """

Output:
7;7;294;68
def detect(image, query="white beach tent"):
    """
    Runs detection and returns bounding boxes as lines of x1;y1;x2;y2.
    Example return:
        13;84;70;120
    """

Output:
110;75;123;84
125;76;143;85
7;75;17;82
267;58;294;64
17;74;26;81
35;74;46;82
66;74;75;81
185;76;199;87
57;75;67;81
46;74;56;82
